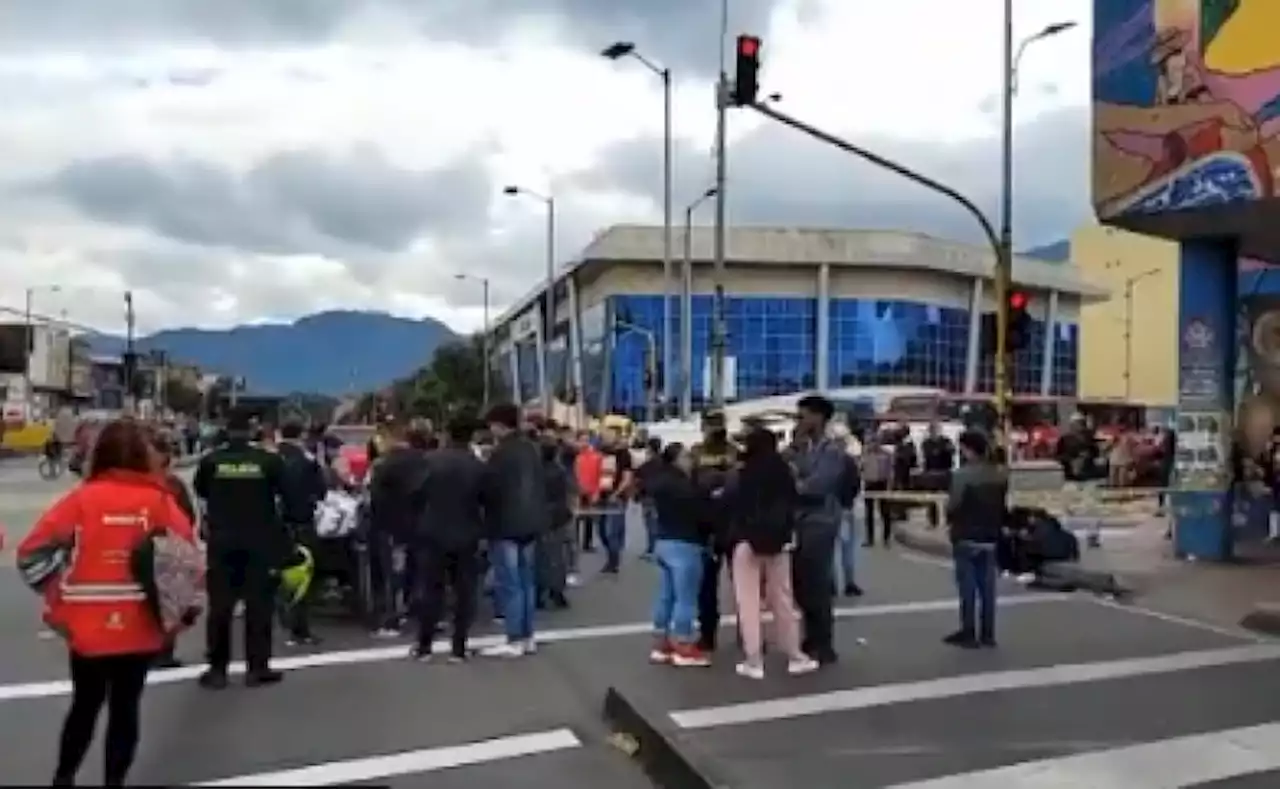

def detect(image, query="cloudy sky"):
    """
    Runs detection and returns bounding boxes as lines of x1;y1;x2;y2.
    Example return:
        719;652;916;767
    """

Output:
0;0;1093;336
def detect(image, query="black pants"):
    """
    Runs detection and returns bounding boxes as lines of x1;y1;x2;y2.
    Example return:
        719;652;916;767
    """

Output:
206;547;276;673
578;513;598;551
54;652;153;786
697;549;725;650
793;522;839;659
862;481;891;544
415;544;479;656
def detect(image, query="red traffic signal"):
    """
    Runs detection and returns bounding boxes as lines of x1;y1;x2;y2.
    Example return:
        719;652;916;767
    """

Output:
731;35;762;106
1008;290;1028;311
737;35;760;58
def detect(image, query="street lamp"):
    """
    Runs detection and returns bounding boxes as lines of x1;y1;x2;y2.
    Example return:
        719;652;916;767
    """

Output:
996;9;1076;431
601;40;675;413
502;184;556;414
455;273;493;406
680;186;717;419
1123;268;1162;400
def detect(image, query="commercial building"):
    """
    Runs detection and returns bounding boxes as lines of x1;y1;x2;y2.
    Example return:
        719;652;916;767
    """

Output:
0;323;93;422
1074;225;1179;406
489;225;1106;420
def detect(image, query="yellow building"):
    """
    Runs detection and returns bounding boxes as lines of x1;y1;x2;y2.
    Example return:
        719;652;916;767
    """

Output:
1074;225;1179;406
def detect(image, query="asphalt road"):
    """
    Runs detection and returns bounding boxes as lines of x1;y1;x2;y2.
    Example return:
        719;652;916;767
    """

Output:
3;475;1280;787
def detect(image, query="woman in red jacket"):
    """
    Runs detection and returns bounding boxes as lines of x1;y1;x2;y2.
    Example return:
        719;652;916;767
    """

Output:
18;418;197;787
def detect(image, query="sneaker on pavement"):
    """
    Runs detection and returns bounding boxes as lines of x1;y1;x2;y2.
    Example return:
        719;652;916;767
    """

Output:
285;634;322;647
245;669;284;687
735;661;765;680
197;670;229;690
522;638;538;654
481;642;527;658
787;656;820;675
670;643;712;667
566;573;582;587
649;637;673;664
372;627;402;639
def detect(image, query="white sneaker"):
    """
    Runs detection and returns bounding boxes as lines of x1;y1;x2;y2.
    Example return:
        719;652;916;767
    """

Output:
481;642;527;658
787;656;819;676
735;661;765;680
372;627;401;639
566;573;582;587
522;638;538;654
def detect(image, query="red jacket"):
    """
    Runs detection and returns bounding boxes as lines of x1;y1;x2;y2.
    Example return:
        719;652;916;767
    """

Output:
19;469;197;657
574;447;603;502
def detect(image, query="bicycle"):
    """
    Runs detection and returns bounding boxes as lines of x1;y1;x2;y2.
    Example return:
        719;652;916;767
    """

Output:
38;453;65;481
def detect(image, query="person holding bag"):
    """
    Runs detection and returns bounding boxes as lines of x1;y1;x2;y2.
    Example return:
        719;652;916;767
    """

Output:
16;418;199;787
725;427;819;680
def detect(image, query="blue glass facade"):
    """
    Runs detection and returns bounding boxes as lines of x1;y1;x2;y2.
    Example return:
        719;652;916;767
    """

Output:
598;293;1079;419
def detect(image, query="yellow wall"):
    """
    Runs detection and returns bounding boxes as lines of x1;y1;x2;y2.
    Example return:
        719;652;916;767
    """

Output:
1074;225;1179;405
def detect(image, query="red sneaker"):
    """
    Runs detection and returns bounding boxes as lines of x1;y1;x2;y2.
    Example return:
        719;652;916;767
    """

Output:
670;642;712;667
649;636;673;664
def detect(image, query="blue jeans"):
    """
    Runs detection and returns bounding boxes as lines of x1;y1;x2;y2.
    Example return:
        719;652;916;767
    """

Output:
832;511;857;588
652;539;705;642
953;540;997;641
492;539;537;641
599;505;627;571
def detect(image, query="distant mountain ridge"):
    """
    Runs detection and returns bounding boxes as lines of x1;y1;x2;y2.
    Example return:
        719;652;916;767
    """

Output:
1023;240;1070;262
89;310;458;395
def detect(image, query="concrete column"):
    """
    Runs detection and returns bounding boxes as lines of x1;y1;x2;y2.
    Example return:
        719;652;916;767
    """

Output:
963;277;984;393
816;262;831;391
1171;238;1238;562
566;274;584;411
506;342;519;401
1040;289;1059;395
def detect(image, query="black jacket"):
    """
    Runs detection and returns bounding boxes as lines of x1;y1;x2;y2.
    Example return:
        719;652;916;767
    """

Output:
727;453;798;555
648;464;704;546
276;441;327;525
415;445;486;550
369;445;428;542
945;461;1008;544
483;433;551;543
193;440;291;557
692;440;736;550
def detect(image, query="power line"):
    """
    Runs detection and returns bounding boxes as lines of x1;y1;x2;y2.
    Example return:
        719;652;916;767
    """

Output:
0;302;109;335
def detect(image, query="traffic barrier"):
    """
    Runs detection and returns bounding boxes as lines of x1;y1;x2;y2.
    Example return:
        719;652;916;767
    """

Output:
862;486;1171;533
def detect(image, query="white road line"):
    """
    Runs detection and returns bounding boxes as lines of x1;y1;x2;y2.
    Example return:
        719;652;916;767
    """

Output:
669;642;1280;730
1085;595;1267;643
196;728;582;786
880;721;1280;788
0;594;1066;702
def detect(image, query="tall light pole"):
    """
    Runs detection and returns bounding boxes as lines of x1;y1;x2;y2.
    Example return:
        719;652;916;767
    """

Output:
709;0;730;410
681;186;717;419
1123;267;1161;400
997;10;1076;430
602;42;674;416
502;185;556;413
455;272;493;406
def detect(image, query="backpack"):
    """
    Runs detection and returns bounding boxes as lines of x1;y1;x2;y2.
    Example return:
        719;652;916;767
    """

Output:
838;454;862;508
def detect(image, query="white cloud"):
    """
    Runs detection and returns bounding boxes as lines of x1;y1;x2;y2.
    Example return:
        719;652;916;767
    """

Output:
0;0;1094;336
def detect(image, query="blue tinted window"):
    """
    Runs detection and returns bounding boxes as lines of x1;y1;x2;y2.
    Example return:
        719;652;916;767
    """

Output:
828;298;969;391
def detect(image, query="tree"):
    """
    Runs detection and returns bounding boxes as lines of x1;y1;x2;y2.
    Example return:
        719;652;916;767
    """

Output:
381;335;487;423
163;375;203;416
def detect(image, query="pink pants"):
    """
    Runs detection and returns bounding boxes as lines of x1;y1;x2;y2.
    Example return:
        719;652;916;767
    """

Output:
730;542;804;661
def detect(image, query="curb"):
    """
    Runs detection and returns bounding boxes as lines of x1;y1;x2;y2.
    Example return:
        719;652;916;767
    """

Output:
1240;603;1280;637
893;527;1129;597
602;686;731;789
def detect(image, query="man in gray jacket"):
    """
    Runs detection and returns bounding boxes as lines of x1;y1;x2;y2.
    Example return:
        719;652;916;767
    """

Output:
944;430;1008;649
792;394;847;666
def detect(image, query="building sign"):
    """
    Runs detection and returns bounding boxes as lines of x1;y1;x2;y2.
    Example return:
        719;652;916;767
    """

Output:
1178;317;1225;409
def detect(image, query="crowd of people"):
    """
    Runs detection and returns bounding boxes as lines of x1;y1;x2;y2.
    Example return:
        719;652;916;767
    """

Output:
13;393;1023;786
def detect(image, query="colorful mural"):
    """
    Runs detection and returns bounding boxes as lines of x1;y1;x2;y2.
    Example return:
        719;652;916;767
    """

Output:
1093;0;1280;218
1235;256;1280;457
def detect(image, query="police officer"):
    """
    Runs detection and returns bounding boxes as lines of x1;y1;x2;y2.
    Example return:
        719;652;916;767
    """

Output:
193;409;294;689
691;410;738;652
275;420;329;646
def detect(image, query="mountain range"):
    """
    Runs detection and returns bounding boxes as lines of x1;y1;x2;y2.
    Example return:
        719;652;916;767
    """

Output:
89;310;458;395
1024;240;1070;262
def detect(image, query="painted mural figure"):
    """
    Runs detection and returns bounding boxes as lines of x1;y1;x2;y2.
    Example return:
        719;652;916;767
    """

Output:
1093;0;1280;217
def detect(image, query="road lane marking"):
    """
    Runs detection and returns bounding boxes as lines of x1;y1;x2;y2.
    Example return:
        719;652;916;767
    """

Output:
880;721;1280;788
0;595;1068;702
668;642;1280;730
1086;595;1268;643
197;728;582;786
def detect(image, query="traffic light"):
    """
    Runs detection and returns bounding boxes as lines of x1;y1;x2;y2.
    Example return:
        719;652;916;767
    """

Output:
731;34;761;106
979;290;1033;355
1008;290;1031;351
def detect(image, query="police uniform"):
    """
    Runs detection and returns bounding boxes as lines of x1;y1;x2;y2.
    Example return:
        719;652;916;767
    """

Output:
691;412;739;651
193;422;292;687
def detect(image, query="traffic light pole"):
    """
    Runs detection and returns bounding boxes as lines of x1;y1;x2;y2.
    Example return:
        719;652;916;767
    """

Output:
709;0;730;410
996;0;1014;440
746;99;1003;393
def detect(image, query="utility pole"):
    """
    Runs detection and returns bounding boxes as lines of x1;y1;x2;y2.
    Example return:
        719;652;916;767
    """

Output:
709;0;730;410
661;66;673;417
995;0;1014;438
